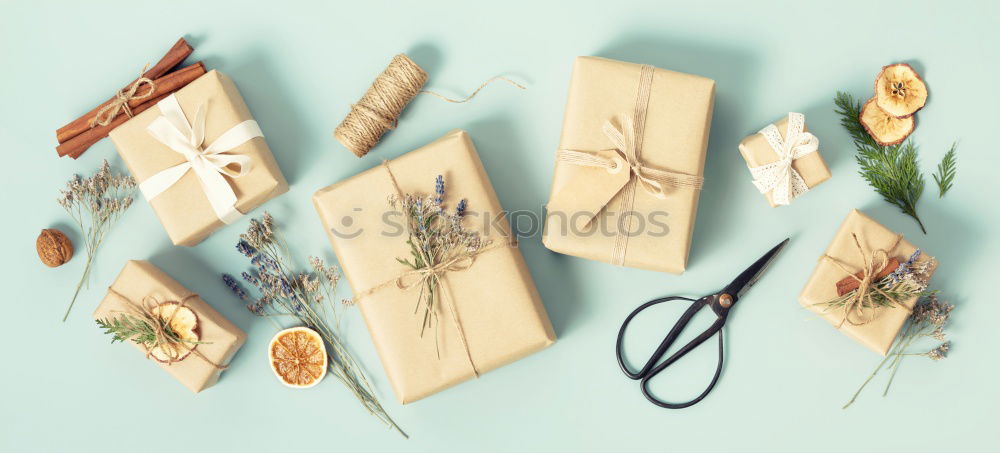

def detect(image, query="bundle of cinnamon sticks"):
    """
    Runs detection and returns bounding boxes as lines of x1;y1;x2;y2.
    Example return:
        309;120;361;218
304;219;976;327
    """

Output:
55;38;207;159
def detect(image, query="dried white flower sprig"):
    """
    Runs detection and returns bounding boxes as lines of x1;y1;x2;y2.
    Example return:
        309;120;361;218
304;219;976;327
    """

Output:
222;212;406;438
843;293;954;408
57;160;136;321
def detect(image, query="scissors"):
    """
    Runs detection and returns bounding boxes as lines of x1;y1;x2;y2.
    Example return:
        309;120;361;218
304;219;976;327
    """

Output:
615;238;789;409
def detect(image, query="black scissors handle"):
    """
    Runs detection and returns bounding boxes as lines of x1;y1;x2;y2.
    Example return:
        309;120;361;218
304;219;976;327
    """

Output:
615;295;728;409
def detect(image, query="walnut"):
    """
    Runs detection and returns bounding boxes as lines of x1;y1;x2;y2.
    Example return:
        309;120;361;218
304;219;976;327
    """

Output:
37;228;73;267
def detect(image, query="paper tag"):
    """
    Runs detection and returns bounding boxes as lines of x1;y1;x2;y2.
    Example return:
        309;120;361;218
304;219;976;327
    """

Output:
547;149;631;229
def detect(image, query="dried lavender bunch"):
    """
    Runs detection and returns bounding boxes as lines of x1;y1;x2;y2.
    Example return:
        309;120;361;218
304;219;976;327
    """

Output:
843;293;954;408
388;175;485;352
221;212;406;438
57;160;136;321
820;250;935;313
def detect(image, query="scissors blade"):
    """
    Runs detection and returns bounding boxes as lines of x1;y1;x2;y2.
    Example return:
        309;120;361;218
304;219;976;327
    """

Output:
729;238;790;300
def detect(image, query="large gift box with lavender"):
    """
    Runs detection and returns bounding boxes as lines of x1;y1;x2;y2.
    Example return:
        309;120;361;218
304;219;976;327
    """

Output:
93;260;247;393
542;56;715;274
109;70;288;246
313;130;556;403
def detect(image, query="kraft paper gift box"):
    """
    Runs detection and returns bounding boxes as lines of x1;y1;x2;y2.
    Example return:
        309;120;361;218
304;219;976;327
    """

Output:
313;130;556;404
93;260;247;393
737;113;831;207
543;56;715;274
799;210;937;355
109;70;288;246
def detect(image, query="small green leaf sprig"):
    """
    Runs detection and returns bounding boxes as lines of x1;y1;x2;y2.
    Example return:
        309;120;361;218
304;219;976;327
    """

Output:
933;145;957;197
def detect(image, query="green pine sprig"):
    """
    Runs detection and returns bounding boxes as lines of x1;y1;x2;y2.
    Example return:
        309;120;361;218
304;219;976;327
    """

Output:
933;144;957;197
96;315;185;348
834;92;927;233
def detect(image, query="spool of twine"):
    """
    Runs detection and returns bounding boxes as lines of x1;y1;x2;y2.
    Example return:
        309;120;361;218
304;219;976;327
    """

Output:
334;53;525;158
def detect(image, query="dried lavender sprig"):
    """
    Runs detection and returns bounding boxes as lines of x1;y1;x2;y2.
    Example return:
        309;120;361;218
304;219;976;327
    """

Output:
222;212;406;438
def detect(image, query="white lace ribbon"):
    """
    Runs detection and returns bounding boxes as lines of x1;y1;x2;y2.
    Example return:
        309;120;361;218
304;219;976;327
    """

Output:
748;112;818;206
139;95;261;224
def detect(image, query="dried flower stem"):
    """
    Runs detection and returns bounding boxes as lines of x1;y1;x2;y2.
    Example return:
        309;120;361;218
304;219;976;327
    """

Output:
843;294;953;409
58;160;136;321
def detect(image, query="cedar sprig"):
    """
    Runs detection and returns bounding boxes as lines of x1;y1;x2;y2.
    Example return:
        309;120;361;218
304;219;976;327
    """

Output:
834;92;927;233
96;315;188;347
933;144;957;197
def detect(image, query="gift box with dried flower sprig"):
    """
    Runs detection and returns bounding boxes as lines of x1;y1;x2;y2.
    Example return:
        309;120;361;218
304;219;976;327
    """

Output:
93;260;247;393
799;209;937;355
313;130;556;404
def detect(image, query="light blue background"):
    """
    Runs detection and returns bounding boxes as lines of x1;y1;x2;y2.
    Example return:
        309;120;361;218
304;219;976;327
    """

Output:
2;1;997;451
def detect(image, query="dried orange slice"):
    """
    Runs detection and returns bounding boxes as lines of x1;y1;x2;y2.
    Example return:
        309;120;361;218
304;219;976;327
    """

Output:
268;327;327;388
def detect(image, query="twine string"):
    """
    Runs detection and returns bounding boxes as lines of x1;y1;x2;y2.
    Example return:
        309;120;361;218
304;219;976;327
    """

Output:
90;65;157;127
335;54;525;158
821;233;907;327
106;288;225;369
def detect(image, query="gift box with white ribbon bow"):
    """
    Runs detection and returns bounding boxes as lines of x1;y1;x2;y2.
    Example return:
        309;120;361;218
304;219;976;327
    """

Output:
110;70;287;246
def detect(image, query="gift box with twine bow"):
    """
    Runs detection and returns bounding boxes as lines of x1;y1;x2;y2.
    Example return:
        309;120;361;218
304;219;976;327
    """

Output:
799;210;937;355
737;112;831;207
93;260;247;393
109;70;288;246
542;56;715;274
313;130;556;403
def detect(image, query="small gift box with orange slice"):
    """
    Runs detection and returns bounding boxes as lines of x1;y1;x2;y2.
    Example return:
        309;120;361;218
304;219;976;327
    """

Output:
94;261;247;393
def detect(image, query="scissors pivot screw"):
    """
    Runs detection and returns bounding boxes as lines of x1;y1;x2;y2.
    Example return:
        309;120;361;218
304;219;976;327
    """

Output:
719;294;733;308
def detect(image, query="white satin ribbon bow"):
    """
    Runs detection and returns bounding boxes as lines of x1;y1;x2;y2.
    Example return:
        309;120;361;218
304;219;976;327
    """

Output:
139;94;262;224
748;112;818;206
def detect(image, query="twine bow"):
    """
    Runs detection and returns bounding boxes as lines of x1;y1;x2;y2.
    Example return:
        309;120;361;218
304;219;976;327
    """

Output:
139;94;262;224
557;115;705;200
349;161;510;378
822;233;906;327
90;66;157;127
107;288;225;369
748;112;819;206
554;64;703;266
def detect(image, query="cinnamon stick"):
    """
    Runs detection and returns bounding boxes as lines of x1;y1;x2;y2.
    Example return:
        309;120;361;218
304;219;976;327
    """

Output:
56;62;207;159
835;258;900;296
55;37;193;144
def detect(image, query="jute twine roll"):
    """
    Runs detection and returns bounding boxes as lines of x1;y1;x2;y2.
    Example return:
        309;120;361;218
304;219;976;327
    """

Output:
334;54;525;157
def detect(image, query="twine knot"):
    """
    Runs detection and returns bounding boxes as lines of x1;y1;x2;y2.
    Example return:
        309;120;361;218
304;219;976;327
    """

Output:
823;233;906;327
107;288;225;369
90;66;157;128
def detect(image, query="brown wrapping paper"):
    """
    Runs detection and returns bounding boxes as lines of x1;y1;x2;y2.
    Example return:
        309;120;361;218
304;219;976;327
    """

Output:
93;260;247;393
109;70;288;246
799;210;936;355
737;115;831;207
313;130;556;403
543;56;715;274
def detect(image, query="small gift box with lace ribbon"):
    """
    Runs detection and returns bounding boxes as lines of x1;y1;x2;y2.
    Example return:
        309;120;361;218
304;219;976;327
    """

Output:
799;210;937;355
738;112;831;207
93;261;247;393
109;70;288;246
543;57;715;274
